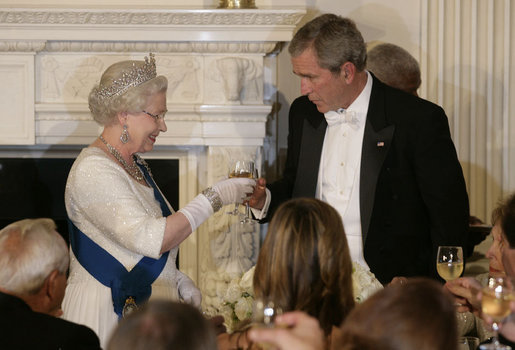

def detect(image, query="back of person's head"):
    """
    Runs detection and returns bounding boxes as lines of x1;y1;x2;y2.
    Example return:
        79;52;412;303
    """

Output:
107;300;217;350
336;278;457;350
501;193;515;247
289;13;367;74
366;42;421;96
0;218;69;295
253;198;355;335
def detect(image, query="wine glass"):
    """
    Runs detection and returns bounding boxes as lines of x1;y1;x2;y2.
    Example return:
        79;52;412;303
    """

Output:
251;299;283;328
227;160;255;216
240;167;259;224
479;276;514;350
251;299;283;349
436;246;464;281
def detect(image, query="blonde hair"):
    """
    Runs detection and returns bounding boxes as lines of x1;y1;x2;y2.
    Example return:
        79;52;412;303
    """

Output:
88;59;168;126
0;218;69;294
253;198;355;335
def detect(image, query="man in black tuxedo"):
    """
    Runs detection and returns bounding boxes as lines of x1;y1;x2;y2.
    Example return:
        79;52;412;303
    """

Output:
251;14;469;284
0;218;101;350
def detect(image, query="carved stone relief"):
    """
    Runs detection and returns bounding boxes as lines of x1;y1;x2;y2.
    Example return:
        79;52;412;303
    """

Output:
206;56;263;104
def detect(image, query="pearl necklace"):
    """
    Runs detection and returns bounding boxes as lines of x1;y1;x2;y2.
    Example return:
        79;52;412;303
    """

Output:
99;135;152;182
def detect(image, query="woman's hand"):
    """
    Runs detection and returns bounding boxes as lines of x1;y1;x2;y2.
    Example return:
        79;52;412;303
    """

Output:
444;277;482;313
248;311;325;350
212;177;256;206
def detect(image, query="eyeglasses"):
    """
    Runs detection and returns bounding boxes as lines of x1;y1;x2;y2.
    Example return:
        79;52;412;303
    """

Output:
142;110;167;121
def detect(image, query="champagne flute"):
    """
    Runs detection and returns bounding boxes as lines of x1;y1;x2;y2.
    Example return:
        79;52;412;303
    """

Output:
436;246;464;281
479;276;514;350
227;160;255;216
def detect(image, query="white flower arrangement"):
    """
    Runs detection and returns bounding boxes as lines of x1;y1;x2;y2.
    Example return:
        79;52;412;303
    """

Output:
219;266;255;333
219;262;382;332
352;261;383;303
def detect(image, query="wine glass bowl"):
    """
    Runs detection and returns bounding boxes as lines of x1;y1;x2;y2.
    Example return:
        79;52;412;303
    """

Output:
479;276;515;350
252;299;283;328
436;246;464;281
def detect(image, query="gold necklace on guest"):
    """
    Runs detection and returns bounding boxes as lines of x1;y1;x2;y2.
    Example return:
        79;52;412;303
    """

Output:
99;135;151;182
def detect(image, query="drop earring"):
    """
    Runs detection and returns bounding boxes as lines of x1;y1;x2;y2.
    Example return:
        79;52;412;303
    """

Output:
120;124;129;144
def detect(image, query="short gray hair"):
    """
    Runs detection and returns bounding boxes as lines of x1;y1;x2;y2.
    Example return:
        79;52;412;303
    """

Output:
367;43;421;95
88;59;168;126
0;218;69;295
289;14;367;74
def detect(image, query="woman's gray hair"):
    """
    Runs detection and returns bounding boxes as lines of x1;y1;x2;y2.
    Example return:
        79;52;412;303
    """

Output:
289;13;367;74
0;218;69;295
89;59;168;126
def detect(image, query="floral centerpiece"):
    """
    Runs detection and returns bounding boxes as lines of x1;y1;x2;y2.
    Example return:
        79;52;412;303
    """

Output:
219;266;255;332
219;262;383;332
351;261;383;303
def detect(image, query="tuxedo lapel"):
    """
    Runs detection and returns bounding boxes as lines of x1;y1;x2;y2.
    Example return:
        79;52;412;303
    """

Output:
293;113;327;198
360;78;395;244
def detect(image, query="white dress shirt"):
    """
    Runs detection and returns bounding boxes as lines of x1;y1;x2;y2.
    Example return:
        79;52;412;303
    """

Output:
317;71;373;269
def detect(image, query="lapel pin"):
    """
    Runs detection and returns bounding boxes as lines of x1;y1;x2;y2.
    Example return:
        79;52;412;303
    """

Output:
377;141;385;147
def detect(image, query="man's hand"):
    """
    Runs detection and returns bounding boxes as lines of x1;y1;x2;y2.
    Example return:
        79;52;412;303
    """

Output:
248;177;267;210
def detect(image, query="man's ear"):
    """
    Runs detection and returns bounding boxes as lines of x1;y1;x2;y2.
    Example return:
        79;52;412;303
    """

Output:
45;270;60;300
341;62;356;83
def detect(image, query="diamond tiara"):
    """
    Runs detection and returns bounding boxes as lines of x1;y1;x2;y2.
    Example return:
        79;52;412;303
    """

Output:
95;53;157;100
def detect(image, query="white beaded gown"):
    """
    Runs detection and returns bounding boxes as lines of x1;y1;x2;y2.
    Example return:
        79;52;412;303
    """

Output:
62;147;187;348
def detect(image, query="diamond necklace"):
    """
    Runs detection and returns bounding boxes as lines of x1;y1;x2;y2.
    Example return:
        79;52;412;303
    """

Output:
99;135;152;182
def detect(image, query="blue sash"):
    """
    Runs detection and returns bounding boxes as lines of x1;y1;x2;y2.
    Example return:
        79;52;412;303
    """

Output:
68;159;171;319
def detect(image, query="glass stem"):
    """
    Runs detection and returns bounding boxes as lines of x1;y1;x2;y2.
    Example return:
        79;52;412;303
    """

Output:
492;322;500;347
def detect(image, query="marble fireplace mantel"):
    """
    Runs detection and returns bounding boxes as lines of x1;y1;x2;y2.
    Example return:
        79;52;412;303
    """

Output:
0;7;305;313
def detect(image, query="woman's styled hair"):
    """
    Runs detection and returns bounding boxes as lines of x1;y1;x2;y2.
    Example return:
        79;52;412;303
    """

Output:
108;300;217;350
253;198;355;335
0;218;69;294
288;13;367;74
336;278;458;350
500;193;515;248
88;56;168;126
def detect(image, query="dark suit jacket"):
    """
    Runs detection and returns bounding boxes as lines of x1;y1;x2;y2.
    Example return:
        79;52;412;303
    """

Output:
267;75;470;284
0;291;101;350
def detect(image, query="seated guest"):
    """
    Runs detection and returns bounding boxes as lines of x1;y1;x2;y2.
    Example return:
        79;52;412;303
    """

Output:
249;278;457;350
0;218;101;350
446;193;515;348
336;278;458;350
218;198;355;349
366;42;421;96
108;299;217;350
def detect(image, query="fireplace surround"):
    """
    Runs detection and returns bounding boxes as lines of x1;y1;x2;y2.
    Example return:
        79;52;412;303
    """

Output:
0;6;306;312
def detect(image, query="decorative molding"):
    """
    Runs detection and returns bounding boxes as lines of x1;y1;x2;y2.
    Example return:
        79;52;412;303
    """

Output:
0;40;46;52
43;41;278;54
0;9;304;26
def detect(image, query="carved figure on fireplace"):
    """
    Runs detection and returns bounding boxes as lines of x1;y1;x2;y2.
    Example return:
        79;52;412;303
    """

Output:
62;53;256;347
213;57;262;103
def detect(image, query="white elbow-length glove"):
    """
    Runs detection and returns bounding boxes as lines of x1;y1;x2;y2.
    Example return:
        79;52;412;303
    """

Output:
179;177;255;232
177;270;202;308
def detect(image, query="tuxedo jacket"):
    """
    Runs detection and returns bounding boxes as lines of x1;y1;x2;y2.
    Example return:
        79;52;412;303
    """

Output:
267;75;470;284
0;291;101;350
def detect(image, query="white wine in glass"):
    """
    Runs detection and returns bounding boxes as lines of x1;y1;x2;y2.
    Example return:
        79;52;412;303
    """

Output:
436;246;464;281
479;276;514;350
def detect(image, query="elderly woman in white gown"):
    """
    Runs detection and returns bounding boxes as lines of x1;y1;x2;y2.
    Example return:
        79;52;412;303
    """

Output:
62;53;254;347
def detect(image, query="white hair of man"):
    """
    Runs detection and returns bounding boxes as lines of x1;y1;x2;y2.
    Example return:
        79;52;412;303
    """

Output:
0;218;69;295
